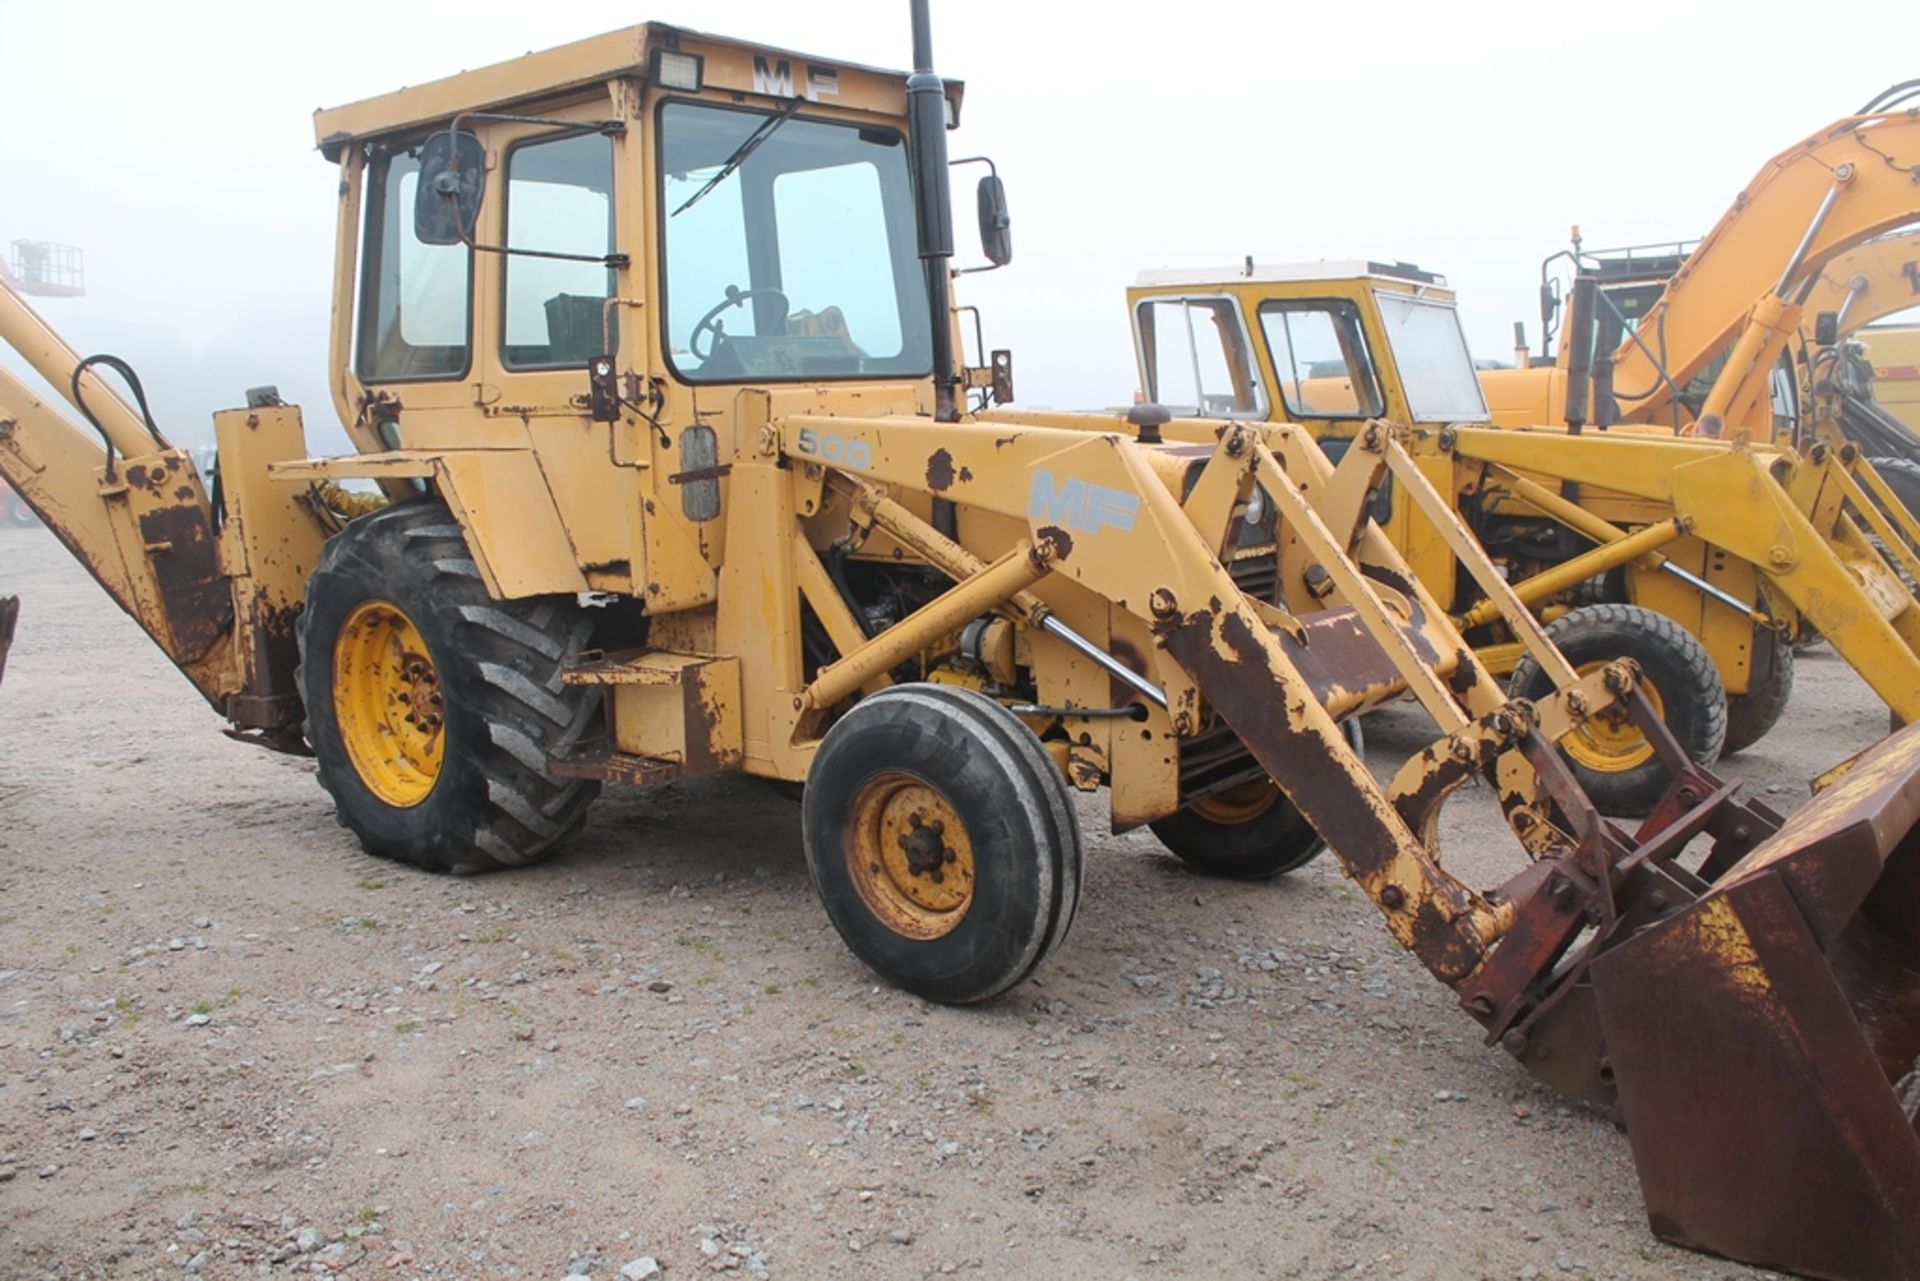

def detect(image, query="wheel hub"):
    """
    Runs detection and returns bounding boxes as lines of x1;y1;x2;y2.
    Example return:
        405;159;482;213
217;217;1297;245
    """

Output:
899;813;957;881
1563;659;1665;772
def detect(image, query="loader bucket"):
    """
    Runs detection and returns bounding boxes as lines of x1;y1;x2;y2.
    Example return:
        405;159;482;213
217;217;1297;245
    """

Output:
1589;723;1920;1280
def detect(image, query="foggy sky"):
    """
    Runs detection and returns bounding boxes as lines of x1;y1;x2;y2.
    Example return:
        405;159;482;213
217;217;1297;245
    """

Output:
3;0;1916;454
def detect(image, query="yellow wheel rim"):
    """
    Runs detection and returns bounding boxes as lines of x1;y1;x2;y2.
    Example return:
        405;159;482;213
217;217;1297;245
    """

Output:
1561;659;1665;773
846;774;975;941
333;599;445;808
1190;777;1281;826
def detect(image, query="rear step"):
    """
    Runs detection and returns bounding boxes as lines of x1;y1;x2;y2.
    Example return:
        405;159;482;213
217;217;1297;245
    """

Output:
546;746;679;787
555;648;741;784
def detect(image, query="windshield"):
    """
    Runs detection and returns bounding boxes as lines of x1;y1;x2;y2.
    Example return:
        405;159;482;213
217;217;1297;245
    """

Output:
1374;292;1489;422
659;101;933;383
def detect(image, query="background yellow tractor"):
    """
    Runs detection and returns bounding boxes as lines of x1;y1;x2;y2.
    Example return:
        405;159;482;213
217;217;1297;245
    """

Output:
2;7;1919;1276
1084;261;1920;815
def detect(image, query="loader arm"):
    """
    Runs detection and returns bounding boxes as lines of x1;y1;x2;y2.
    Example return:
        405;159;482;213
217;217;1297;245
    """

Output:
1452;426;1920;721
773;410;1758;981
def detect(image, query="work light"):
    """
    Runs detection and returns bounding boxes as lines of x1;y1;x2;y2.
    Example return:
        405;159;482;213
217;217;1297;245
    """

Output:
651;49;704;92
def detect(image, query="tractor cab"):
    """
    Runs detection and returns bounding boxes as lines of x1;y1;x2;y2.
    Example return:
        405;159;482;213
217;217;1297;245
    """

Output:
292;24;1002;614
1127;261;1489;442
1125;262;1491;584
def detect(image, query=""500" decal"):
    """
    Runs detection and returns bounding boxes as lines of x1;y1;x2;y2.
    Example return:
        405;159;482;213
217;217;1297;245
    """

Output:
795;428;873;470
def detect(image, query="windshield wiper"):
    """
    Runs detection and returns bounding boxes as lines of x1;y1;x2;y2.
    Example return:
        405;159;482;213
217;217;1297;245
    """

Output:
673;98;804;217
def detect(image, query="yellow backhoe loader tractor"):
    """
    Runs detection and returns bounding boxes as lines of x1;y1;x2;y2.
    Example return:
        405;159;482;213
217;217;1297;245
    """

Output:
3;9;1920;1275
1502;226;1920;492
1792;232;1920;505
1473;90;1920;552
1849;322;1920;479
1078;263;1920;815
1480;83;1920;439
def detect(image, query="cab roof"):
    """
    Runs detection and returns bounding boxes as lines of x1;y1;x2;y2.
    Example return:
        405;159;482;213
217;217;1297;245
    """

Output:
312;22;960;157
1134;260;1449;289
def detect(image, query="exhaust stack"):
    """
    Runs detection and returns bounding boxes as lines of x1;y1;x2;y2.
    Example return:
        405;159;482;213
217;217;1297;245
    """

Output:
907;0;960;422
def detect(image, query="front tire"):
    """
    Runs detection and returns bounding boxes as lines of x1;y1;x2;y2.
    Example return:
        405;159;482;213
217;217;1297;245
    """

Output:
802;684;1083;1005
296;499;602;873
1509;604;1726;817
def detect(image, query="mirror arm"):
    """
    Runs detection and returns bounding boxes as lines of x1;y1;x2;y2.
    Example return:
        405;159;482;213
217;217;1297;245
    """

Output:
947;155;1012;274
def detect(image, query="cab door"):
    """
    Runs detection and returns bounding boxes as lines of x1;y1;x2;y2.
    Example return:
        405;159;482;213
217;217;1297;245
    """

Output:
352;111;645;597
481;113;640;595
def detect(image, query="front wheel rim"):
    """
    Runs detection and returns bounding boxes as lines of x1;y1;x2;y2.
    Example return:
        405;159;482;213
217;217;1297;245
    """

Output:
333;599;445;808
845;773;976;941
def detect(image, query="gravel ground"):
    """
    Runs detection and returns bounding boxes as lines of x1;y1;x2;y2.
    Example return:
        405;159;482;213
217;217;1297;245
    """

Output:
0;522;1894;1280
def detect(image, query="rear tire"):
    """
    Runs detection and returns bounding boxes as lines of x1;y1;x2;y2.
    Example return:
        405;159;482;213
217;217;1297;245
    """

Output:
1722;628;1794;756
296;499;602;874
1509;604;1726;817
802;684;1083;1005
1150;719;1363;879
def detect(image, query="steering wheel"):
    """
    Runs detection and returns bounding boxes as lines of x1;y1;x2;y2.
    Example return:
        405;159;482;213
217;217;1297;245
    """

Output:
689;286;789;362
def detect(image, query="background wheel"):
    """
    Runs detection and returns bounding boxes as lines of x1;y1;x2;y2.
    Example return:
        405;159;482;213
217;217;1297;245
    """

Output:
1868;456;1920;521
296;499;602;873
1150;719;1363;879
1509;603;1726;817
802;684;1082;1005
1722;627;1794;756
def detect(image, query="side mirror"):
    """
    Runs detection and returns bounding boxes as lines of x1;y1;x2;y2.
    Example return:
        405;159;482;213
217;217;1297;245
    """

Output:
413;130;486;247
1814;310;1840;347
976;174;1012;268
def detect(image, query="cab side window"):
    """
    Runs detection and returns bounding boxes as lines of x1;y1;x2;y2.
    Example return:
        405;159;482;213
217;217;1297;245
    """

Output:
501;132;617;368
1135;298;1264;418
358;148;473;381
1258;301;1384;420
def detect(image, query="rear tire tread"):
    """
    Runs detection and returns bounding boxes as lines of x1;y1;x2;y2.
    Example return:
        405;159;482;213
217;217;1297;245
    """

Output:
297;498;601;875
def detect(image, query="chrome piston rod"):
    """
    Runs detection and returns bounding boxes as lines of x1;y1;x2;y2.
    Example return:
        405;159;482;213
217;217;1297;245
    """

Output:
1040;615;1169;709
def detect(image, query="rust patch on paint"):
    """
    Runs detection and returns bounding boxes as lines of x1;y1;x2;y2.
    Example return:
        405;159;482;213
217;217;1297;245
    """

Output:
926;449;957;492
1035;525;1074;564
